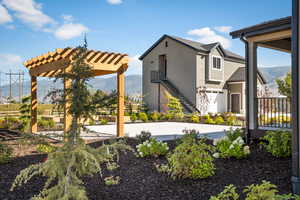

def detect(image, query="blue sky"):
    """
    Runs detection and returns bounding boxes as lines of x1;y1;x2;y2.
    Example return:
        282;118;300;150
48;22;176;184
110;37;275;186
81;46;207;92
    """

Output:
0;0;292;84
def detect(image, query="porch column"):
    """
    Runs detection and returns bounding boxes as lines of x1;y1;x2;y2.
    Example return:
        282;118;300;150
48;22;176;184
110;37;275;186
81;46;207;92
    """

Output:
117;65;125;137
64;77;72;134
247;41;258;140
292;0;300;194
30;76;37;133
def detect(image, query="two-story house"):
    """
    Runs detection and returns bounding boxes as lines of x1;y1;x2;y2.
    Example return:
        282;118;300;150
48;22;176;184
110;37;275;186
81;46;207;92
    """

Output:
139;35;266;114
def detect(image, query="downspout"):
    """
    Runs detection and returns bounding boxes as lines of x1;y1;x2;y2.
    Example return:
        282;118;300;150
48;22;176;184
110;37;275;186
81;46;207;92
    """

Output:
240;35;251;144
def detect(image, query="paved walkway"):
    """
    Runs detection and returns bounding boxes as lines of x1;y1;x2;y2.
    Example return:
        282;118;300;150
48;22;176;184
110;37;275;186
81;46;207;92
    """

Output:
87;122;238;141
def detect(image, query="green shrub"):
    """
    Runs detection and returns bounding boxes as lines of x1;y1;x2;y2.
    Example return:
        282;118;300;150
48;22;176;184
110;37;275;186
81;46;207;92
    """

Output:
89;119;96;126
209;185;239;200
213;129;250;159
104;176;120;186
36;144;57;154
226;128;244;141
38;118;55;129
106;162;119;171
130;113;137;122
180;129;200;144
136;131;151;143
0;143;12;164
210;181;300;200
189;114;200;123
138;112;148;122
262;130;291;158
136;138;169;158
149;112;159;121
162;113;174;121
226;115;237;126
124;112;130;116
155;163;170;173
215;116;225;125
167;138;215;179
205;116;216;124
244;181;278;200
173;112;184;121
100;119;108;125
0;117;24;131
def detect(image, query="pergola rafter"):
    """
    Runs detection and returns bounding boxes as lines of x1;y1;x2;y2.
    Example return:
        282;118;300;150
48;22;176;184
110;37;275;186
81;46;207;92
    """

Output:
24;47;129;137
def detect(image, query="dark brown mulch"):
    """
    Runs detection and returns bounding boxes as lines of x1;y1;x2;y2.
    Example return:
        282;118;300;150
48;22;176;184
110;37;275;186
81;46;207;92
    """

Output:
0;138;291;200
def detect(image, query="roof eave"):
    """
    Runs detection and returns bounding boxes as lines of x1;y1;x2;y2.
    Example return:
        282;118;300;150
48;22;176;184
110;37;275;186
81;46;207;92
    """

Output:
230;16;291;39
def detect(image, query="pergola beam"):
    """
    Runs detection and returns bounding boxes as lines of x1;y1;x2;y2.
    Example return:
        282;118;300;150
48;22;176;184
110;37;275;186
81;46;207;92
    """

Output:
29;59;70;76
64;66;72;134
117;65;126;137
31;76;37;133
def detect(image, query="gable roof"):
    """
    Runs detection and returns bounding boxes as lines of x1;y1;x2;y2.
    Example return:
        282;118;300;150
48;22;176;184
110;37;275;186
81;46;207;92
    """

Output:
139;35;245;62
227;67;266;84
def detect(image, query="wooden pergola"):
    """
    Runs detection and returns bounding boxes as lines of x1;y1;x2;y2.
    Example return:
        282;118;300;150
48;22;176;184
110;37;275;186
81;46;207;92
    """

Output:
23;47;129;137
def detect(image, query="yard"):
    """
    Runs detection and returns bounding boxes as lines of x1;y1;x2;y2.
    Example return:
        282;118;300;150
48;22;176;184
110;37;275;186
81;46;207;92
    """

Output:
0;129;292;200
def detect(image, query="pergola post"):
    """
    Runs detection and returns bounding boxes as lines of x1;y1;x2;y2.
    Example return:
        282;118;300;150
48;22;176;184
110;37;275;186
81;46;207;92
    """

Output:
64;77;72;134
30;76;38;133
292;0;300;194
117;65;126;137
246;41;258;141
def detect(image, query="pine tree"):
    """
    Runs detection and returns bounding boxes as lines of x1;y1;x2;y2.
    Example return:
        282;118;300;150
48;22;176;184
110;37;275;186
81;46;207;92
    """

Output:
166;92;184;119
11;41;132;200
19;96;31;132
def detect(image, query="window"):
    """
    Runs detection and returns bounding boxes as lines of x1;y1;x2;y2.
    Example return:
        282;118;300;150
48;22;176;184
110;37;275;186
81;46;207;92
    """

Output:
165;41;168;47
212;56;222;70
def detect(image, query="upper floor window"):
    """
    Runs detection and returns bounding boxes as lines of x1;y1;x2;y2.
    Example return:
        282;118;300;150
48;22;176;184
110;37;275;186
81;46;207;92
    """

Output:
212;56;222;70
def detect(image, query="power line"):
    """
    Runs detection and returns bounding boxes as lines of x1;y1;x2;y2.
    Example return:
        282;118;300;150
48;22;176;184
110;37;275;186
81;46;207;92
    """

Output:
5;71;25;102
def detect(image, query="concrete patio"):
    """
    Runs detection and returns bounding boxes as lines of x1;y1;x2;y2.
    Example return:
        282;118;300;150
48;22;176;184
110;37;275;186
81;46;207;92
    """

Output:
87;122;238;141
40;122;239;141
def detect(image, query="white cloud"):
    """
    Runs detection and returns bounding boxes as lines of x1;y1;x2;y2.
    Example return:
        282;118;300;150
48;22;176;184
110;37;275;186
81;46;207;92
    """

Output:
214;26;232;33
0;54;23;71
2;0;55;29
0;4;12;24
5;24;15;29
126;55;142;75
61;14;74;23
187;27;231;49
54;23;89;40
107;0;123;5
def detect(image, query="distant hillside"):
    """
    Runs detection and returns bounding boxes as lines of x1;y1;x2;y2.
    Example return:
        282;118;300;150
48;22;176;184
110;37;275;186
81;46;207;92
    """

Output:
0;66;291;101
259;66;291;88
0;74;142;102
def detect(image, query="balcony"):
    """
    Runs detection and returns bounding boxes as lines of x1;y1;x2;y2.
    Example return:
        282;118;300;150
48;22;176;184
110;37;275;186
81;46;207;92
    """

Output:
150;71;161;83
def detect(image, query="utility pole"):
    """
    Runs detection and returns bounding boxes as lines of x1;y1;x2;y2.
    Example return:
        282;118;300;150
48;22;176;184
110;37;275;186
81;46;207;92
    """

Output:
5;71;25;103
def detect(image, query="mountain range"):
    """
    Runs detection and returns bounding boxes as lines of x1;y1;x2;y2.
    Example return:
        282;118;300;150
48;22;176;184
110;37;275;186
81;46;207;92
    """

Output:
0;75;142;102
259;66;291;90
0;66;291;102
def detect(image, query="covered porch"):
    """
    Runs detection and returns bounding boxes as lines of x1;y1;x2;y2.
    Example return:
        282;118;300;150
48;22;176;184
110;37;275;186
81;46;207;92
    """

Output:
230;16;292;138
231;11;300;193
23;48;129;137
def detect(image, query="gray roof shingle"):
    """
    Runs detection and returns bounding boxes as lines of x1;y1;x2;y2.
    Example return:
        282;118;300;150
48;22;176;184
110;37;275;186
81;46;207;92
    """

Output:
227;67;266;84
139;35;245;61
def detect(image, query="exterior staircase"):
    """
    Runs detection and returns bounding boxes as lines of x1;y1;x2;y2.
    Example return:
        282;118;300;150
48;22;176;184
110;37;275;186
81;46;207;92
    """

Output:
160;79;200;113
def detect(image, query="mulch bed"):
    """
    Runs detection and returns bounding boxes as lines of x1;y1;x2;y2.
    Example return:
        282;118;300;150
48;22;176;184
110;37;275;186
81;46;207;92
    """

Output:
0;138;291;200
